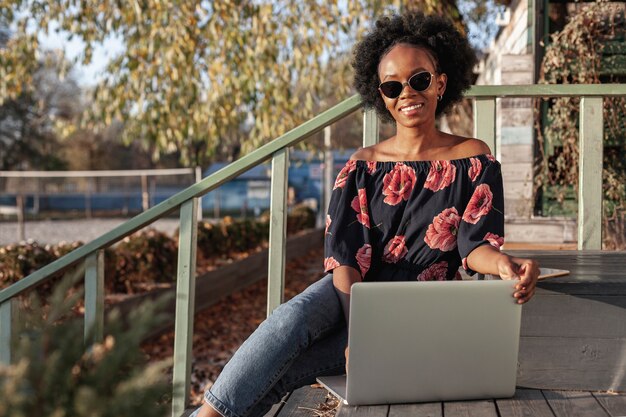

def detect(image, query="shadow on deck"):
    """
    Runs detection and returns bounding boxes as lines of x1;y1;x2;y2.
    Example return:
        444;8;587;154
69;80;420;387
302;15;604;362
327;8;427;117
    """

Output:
266;385;626;417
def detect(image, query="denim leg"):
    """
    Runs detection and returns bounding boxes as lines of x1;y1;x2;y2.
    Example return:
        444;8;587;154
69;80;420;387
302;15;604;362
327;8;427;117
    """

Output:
244;326;347;417
191;274;345;417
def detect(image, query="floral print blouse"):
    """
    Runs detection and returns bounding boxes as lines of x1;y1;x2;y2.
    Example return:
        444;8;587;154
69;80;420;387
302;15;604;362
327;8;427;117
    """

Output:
324;154;504;281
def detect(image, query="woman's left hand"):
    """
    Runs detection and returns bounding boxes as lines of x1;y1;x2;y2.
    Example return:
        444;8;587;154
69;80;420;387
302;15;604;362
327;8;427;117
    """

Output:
496;255;540;304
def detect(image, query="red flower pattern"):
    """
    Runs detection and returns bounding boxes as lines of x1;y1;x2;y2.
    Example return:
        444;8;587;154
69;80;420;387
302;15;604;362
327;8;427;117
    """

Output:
462;184;493;224
324;256;340;272
484;232;504;249
356;244;372;277
462;257;469;271
424;160;456;192
424;207;460;252
417;261;448;281
366;161;377;174
468;157;482;182
382;235;408;263
333;160;357;189
382;163;417;205
350;188;370;228
486;154;496;162
325;215;332;235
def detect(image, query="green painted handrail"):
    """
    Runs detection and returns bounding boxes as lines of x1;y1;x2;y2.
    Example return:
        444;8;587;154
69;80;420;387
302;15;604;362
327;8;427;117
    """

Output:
4;83;625;304
467;84;626;97
0;94;363;304
1;83;625;417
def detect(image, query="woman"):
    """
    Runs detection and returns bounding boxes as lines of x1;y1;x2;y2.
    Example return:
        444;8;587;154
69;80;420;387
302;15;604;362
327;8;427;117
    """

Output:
193;11;539;417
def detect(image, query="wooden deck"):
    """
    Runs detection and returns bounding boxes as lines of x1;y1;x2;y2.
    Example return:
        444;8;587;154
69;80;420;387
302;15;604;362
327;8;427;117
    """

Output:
265;385;626;417
186;251;626;417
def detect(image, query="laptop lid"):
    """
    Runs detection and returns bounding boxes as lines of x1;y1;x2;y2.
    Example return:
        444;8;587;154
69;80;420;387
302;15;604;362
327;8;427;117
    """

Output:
341;279;522;405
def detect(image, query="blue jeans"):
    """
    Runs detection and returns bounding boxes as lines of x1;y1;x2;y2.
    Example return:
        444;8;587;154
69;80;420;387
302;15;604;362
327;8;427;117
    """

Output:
190;274;347;417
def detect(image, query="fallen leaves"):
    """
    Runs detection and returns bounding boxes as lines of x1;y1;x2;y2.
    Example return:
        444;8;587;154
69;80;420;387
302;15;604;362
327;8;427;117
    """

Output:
140;246;326;405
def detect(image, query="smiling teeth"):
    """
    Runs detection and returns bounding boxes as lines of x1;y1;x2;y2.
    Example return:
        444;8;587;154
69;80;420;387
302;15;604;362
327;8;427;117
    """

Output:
401;104;423;112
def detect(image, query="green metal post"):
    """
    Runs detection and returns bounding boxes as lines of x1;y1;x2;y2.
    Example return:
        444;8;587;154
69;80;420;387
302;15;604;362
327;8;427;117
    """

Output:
363;109;379;147
84;250;105;345
473;98;497;156
172;198;199;417
0;299;18;364
267;148;289;316
578;97;604;250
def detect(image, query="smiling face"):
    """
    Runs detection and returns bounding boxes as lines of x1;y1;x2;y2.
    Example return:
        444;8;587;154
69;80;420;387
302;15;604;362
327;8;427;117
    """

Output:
378;43;447;129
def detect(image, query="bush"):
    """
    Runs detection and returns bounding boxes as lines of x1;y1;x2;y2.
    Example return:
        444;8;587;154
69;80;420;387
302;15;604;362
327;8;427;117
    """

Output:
1;206;319;295
0;241;84;297
111;229;178;293
287;205;316;234
0;276;170;417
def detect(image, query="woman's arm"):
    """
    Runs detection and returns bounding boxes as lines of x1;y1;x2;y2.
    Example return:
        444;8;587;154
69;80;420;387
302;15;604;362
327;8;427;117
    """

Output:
466;244;540;304
332;265;361;373
332;265;362;324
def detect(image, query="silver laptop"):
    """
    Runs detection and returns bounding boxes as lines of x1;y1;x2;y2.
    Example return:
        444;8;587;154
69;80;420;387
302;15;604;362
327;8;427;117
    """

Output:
317;279;522;405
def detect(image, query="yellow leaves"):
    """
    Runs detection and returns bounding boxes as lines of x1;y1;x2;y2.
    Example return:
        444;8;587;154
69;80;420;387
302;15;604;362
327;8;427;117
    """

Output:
3;0;381;164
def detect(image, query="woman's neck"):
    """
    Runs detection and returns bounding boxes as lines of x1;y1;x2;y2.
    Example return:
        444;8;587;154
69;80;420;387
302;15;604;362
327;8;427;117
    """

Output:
393;122;444;156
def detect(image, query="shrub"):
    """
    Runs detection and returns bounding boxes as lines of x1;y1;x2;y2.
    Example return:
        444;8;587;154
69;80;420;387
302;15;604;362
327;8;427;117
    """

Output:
111;229;178;293
0;275;170;417
287;205;316;234
0;241;57;288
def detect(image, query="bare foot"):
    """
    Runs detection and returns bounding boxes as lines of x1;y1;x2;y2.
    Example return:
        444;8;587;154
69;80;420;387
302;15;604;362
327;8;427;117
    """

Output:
196;403;223;417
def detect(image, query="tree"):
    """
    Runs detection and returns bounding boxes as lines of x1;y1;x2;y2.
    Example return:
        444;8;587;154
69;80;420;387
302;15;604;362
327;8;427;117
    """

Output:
1;1;502;168
0;47;79;171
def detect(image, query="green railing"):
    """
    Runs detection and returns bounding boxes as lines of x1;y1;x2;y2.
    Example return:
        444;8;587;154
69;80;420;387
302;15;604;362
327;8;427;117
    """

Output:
0;84;625;416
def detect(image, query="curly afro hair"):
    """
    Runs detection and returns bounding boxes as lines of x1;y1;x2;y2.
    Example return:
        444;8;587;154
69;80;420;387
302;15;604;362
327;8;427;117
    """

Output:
352;12;477;123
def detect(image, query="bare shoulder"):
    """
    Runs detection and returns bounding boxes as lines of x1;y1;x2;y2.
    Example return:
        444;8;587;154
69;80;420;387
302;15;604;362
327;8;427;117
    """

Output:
349;146;377;161
453;137;492;158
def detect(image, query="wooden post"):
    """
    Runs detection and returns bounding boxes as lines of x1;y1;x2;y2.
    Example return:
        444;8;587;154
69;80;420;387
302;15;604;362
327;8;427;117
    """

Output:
267;148;289;316
171;198;199;417
141;174;149;211
16;193;25;241
578;97;603;250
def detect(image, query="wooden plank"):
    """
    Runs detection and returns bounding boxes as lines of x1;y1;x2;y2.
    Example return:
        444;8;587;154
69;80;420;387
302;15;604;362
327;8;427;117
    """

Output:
543;391;610;417
264;392;292;417
592;392;626;416
277;385;329;417
496;389;555;417
0;298;18;364
473;98;496;155
500;145;533;162
578;97;604;250
517;337;626;391
507;251;626;294
521;294;626;338
466;84;626;98
336;404;388;417
362;108;380;147
172;199;199;417
389;402;441;417
267;148;289;316
444;399;498;417
84;250;105;345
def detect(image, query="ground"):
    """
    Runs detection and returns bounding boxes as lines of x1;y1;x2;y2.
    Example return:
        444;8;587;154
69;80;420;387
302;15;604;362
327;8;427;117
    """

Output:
141;246;327;406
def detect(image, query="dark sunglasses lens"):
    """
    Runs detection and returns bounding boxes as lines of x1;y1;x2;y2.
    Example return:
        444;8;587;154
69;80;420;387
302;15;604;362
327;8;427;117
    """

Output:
409;72;432;92
380;81;403;98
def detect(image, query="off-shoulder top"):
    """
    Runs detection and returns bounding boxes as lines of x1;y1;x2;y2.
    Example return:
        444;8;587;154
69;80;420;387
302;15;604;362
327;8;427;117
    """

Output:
323;154;504;281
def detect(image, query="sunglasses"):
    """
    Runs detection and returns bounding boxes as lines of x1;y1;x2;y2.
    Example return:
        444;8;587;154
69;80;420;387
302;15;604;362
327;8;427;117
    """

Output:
379;71;435;99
